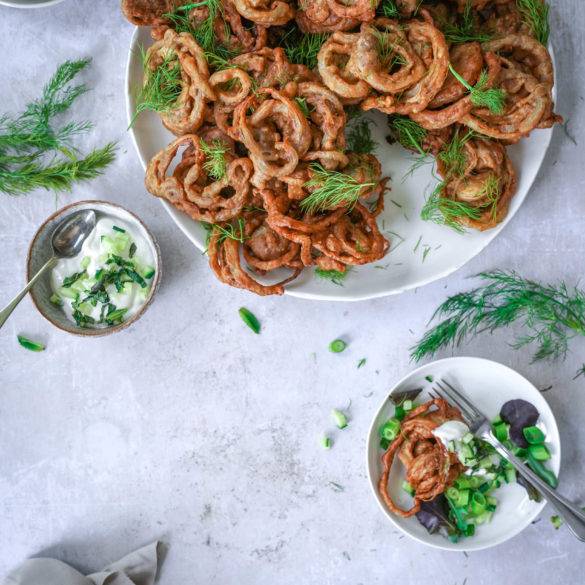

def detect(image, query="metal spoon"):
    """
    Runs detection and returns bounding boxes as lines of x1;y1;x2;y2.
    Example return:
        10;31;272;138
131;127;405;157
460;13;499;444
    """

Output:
0;209;96;330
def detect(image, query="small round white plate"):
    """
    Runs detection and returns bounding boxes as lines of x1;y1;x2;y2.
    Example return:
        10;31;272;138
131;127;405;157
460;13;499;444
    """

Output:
125;27;555;301
366;357;561;551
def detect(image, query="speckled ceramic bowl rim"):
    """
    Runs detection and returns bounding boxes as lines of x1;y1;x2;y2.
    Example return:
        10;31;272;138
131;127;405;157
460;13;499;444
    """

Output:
0;0;66;8
26;199;162;337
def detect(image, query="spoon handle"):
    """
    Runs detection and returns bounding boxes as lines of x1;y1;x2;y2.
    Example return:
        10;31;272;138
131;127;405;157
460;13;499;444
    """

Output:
0;256;58;330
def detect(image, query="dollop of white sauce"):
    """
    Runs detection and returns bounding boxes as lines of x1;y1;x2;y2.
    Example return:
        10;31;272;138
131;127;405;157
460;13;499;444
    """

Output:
432;420;470;448
50;216;154;327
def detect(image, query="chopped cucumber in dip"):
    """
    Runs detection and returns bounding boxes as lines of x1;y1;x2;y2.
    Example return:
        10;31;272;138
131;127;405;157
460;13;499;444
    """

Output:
50;217;155;328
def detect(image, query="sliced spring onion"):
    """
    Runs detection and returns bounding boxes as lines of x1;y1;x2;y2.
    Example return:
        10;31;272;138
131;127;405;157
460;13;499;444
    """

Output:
527;453;558;488
550;515;563;529
129;242;137;258
322;436;332;449
329;339;347;353
112;225;126;233
17;335;45;352
143;266;155;279
492;422;509;442
239;307;260;334
80;256;91;270
49;293;63;306
332;409;348;429
462;432;474;444
528;443;551;461
402;399;413;411
59;286;78;300
470;492;487;515
523;426;545;444
505;467;517;484
379;418;400;441
380;437;390;450
394;404;406;421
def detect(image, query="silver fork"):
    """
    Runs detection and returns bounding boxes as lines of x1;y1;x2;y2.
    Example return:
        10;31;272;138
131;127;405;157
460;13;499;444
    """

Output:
432;378;585;541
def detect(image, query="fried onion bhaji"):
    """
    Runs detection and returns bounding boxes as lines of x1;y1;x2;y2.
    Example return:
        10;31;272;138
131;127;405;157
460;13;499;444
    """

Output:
128;0;559;295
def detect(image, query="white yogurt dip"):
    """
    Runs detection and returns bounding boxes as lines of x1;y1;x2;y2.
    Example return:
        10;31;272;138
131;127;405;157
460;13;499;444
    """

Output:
432;420;470;448
50;216;155;328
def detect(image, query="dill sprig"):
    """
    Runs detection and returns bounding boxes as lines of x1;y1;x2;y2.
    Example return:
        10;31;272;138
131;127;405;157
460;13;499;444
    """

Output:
441;1;493;44
411;271;585;362
347;118;377;155
315;268;350;286
200;138;228;180
295;97;312;118
203;218;247;251
387;116;427;155
133;48;183;123
283;29;329;70
0;59;116;196
517;0;550;45
449;65;506;115
420;182;481;233
437;127;474;177
377;0;399;18
301;163;375;214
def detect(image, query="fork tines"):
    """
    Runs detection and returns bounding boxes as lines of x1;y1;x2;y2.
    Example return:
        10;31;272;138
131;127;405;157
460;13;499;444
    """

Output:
432;378;485;427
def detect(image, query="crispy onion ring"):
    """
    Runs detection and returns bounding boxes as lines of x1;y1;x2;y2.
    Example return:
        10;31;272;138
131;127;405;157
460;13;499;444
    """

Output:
145;135;254;223
326;0;377;21
233;88;312;184
354;19;426;95
296;0;358;33
145;29;216;135
218;0;268;53
437;135;518;231
318;32;371;101
361;11;449;115
121;0;182;26
378;398;464;518
231;0;295;26
208;231;298;296
411;50;501;130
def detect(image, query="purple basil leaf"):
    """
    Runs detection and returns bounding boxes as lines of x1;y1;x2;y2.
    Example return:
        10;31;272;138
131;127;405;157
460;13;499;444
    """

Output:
500;399;540;448
416;495;454;534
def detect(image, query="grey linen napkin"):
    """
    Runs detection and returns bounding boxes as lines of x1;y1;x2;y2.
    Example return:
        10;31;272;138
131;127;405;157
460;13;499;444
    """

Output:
3;541;162;585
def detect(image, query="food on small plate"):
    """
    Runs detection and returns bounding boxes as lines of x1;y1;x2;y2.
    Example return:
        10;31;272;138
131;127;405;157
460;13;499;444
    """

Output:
378;392;557;542
50;218;156;329
123;0;559;295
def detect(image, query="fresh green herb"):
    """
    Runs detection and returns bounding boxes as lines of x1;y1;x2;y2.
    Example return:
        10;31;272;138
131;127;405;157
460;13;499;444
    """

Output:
357;358;367;369
347;118;377;154
449;65;506;115
17;335;45;352
413;235;422;253
388;116;427;155
425;375;434;383
517;0;550;45
295;97;312;118
332;409;348;429
329;339;347;353
0;59;116;196
377;0;399;18
283;29;329;70
441;1;493;44
239;307;260;334
322;436;333;449
129;242;137;258
422;244;432;263
438;128;474;177
411;271;585;363
133;49;183;123
112;225;125;233
421;183;481;233
207;218;247;246
329;481;345;492
315;267;349;286
200;138;228;180
62;270;87;288
573;365;585;380
301;163;375;214
50;293;63;306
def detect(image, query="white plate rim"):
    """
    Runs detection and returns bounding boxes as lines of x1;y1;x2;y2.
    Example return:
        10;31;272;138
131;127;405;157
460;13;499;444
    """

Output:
0;0;65;7
365;356;561;552
124;27;555;302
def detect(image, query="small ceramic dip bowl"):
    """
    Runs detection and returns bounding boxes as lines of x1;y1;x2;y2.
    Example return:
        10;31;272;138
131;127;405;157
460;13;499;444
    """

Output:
27;200;161;337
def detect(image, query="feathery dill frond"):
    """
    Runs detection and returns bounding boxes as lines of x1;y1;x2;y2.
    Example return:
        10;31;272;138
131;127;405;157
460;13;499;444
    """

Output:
200;138;228;180
449;65;506;115
517;0;550;45
347;118;377;155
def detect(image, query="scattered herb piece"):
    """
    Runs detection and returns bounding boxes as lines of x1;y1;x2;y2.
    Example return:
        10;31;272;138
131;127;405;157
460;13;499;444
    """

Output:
517;0;550;45
283;29;329;70
332;409;348;429
329;481;345;492
573;365;585;380
329;339;347;353
377;0;399;18
315;267;349;286
112;225;125;233
411;271;585;363
449;65;506;115
239;307;260;334
413;235;422;253
295;97;312;118
421;183;482;233
200;138;228;180
425;375;434;383
347;118;377;154
441;1;493;44
322;436;332;449
550;515;563;529
357;358;367;369
301;164;375;214
17;335;45;352
422;245;431;263
387;116;427;156
129;242;137;259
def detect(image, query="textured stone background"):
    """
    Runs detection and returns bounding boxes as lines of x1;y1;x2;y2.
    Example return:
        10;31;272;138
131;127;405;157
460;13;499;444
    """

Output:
0;1;584;583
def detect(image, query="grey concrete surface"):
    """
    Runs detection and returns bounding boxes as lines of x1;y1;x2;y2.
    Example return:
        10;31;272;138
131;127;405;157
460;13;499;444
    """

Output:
0;1;584;583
